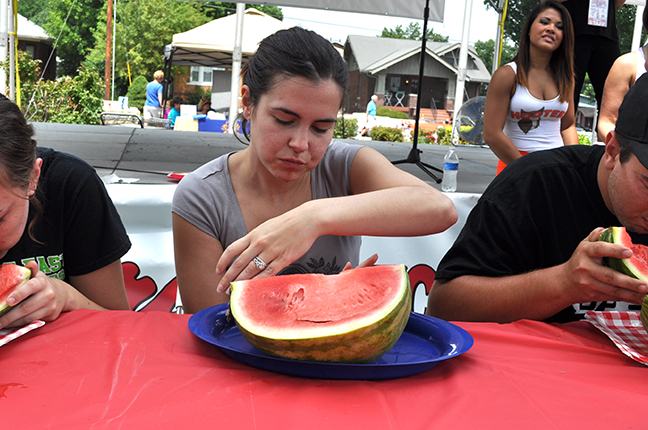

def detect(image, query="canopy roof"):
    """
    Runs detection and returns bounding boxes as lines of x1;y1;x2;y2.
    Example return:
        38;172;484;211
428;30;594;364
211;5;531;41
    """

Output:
263;0;444;21
165;8;291;68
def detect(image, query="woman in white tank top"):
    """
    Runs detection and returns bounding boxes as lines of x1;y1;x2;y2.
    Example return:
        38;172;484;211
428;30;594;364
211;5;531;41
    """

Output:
598;7;648;142
484;1;579;175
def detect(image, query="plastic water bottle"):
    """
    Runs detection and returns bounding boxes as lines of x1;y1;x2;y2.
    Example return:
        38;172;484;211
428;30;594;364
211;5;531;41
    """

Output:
442;148;458;192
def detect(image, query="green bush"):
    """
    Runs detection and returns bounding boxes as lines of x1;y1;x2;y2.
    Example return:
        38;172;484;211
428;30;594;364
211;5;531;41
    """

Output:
334;117;358;139
578;133;591;145
435;125;470;145
21;65;104;125
410;128;436;144
126;76;148;112
376;106;409;119
370;125;404;142
185;87;211;105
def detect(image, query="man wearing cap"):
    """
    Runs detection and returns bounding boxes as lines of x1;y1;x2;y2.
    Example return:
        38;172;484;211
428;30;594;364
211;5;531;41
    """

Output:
427;74;648;323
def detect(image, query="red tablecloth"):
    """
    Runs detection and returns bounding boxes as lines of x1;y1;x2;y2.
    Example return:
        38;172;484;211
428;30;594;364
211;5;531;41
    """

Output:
0;309;646;429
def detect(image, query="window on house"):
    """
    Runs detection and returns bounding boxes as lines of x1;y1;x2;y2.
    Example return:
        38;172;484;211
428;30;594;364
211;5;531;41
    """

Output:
189;66;215;86
25;45;35;58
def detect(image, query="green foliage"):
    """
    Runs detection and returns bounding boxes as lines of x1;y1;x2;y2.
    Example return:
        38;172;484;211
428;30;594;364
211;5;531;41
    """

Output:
1;50;41;90
483;0;536;44
376;106;409;119
84;0;212;98
22;66;104;125
435;125;469;145
334;117;358;139
410;129;436;144
617;5;644;54
370;126;404;142
184;86;212;105
126;76;148;112
19;0;106;77
578;133;592;146
380;22;448;42
474;39;516;74
198;3;284;20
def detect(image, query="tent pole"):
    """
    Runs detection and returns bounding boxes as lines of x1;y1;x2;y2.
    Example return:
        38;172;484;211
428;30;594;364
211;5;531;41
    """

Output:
392;0;442;183
228;3;245;134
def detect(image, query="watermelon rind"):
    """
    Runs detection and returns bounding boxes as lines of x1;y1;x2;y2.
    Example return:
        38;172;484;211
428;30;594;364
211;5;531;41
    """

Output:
0;264;32;317
230;265;412;364
599;227;648;333
599;227;648;282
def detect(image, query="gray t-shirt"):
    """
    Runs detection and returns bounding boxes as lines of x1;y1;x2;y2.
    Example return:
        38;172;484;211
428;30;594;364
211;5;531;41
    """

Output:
172;140;363;275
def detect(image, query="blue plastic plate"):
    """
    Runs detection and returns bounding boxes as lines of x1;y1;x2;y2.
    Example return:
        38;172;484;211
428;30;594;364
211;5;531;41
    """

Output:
188;304;473;380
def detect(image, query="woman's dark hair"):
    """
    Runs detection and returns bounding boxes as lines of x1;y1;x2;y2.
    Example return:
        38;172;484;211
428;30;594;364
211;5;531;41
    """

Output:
172;96;183;105
514;0;574;104
235;26;349;143
0;94;41;239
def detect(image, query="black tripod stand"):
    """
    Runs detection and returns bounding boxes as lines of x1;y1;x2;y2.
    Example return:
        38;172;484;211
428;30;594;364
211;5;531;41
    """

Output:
390;0;443;184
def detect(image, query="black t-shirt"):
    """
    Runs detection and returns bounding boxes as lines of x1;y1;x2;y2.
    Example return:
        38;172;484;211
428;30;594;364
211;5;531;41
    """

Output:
1;148;131;282
562;0;619;41
435;145;646;323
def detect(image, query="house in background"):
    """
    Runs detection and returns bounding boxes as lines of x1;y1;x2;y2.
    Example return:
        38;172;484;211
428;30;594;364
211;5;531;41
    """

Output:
17;14;56;81
344;35;490;120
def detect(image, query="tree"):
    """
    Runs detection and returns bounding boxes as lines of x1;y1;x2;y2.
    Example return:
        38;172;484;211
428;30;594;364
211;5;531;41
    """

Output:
381;22;448;42
617;4;646;54
20;0;105;77
483;0;536;45
84;0;211;98
196;2;283;21
474;39;516;73
19;1;283;81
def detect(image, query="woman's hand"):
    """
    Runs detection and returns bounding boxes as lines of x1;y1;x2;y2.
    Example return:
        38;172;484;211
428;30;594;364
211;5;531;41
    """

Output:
216;204;321;293
342;254;379;271
0;261;71;328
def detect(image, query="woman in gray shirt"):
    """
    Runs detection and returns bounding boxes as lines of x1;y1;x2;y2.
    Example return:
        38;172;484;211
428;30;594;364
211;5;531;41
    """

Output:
172;27;457;313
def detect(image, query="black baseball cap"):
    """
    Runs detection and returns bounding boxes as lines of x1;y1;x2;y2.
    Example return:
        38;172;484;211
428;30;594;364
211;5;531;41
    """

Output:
616;73;648;170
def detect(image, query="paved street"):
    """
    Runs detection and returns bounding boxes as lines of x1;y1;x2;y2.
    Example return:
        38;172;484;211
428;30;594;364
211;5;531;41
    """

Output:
32;122;498;194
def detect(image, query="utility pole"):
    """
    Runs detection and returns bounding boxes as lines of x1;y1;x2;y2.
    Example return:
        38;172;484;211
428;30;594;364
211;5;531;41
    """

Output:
105;0;113;100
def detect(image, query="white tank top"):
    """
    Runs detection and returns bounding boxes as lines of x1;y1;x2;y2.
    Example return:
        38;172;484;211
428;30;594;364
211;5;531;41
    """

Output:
502;62;569;153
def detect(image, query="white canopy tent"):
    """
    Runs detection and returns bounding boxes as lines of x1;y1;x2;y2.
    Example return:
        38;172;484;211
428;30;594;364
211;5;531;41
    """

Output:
164;8;291;69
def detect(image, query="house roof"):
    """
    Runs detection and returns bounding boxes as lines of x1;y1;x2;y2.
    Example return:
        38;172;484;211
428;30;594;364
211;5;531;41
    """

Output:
17;14;53;44
345;35;491;83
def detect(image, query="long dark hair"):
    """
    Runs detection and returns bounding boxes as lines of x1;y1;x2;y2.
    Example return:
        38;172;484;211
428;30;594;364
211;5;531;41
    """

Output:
235;26;348;143
514;0;574;103
0;94;42;239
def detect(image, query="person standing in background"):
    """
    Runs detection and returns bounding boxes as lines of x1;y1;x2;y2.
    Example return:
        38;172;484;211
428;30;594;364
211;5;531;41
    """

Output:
552;0;626;113
485;1;578;175
359;94;378;137
597;6;648;141
144;70;164;120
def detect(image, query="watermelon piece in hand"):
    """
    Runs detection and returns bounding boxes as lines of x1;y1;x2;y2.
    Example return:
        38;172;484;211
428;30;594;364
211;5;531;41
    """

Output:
599;227;648;333
0;264;32;317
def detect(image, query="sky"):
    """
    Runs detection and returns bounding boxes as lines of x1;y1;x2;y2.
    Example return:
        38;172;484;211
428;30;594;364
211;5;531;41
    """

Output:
279;2;501;45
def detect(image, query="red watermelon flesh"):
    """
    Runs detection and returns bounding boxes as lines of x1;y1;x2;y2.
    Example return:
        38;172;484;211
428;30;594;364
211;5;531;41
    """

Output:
599;227;648;282
229;264;411;363
0;264;32;317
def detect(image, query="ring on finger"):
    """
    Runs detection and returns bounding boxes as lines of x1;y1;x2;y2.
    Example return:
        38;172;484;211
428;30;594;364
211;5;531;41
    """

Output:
253;256;267;270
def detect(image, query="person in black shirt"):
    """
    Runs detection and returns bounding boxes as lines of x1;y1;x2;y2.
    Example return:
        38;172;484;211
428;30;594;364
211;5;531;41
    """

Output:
552;0;626;111
427;74;648;323
0;95;132;328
